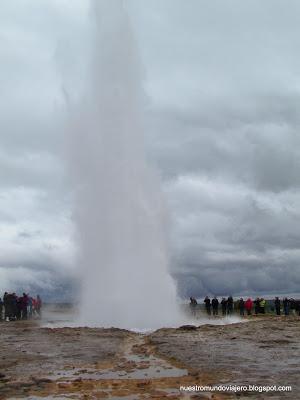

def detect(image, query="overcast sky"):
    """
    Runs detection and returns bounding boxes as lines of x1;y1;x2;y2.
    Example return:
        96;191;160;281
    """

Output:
1;0;300;300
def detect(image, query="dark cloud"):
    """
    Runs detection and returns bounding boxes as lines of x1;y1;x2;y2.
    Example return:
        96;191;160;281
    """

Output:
146;91;300;192
165;173;300;296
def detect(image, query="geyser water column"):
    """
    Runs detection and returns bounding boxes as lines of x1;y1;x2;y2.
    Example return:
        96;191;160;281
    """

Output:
69;0;181;329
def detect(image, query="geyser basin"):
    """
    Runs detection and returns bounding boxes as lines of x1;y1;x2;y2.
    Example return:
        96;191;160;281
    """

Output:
66;0;181;329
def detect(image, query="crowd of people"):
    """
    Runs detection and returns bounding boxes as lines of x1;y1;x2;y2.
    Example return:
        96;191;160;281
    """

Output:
0;292;42;321
189;296;300;317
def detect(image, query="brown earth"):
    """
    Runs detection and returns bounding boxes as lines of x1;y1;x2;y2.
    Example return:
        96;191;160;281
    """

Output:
150;316;300;399
0;316;299;399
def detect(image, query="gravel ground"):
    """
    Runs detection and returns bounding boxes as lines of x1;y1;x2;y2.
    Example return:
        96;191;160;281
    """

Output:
0;316;299;399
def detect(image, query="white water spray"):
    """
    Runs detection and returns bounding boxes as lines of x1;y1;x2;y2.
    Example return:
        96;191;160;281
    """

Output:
67;0;182;329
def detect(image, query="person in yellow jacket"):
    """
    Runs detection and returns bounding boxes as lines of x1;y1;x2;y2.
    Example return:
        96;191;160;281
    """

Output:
259;298;266;314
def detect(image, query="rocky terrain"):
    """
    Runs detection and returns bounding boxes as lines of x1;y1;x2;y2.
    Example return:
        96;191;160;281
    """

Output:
0;316;299;399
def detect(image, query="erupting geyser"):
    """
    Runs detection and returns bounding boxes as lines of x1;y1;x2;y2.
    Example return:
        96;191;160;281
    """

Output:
68;0;181;329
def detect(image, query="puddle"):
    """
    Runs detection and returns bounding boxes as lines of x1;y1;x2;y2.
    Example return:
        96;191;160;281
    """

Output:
51;350;187;381
53;363;187;381
160;387;181;395
9;397;79;400
106;397;140;400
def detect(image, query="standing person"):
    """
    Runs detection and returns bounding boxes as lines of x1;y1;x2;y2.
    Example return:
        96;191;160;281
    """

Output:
254;298;260;315
16;296;22;320
0;298;3;320
239;298;245;316
189;297;197;316
227;296;233;315
5;293;13;320
290;299;296;315
11;293;18;320
212;297;219;316
36;295;42;317
295;300;300;316
3;292;8;320
221;298;227;316
283;298;290;316
21;293;28;319
274;297;281;316
32;297;37;317
260;298;266;314
28;296;33;319
204;296;211;315
245;298;253;315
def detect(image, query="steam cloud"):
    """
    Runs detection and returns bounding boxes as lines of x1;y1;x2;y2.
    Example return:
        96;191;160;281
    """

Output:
66;0;181;329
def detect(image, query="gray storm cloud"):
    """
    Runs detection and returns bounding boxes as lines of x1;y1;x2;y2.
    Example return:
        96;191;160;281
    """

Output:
0;0;299;299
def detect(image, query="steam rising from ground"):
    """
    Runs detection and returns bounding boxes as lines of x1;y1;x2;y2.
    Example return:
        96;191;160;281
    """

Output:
67;0;182;329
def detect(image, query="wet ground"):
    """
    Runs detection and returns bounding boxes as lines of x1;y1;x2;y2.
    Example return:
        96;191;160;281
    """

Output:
0;315;299;399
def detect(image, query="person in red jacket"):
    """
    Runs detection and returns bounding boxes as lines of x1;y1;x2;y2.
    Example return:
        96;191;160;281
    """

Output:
245;298;253;315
